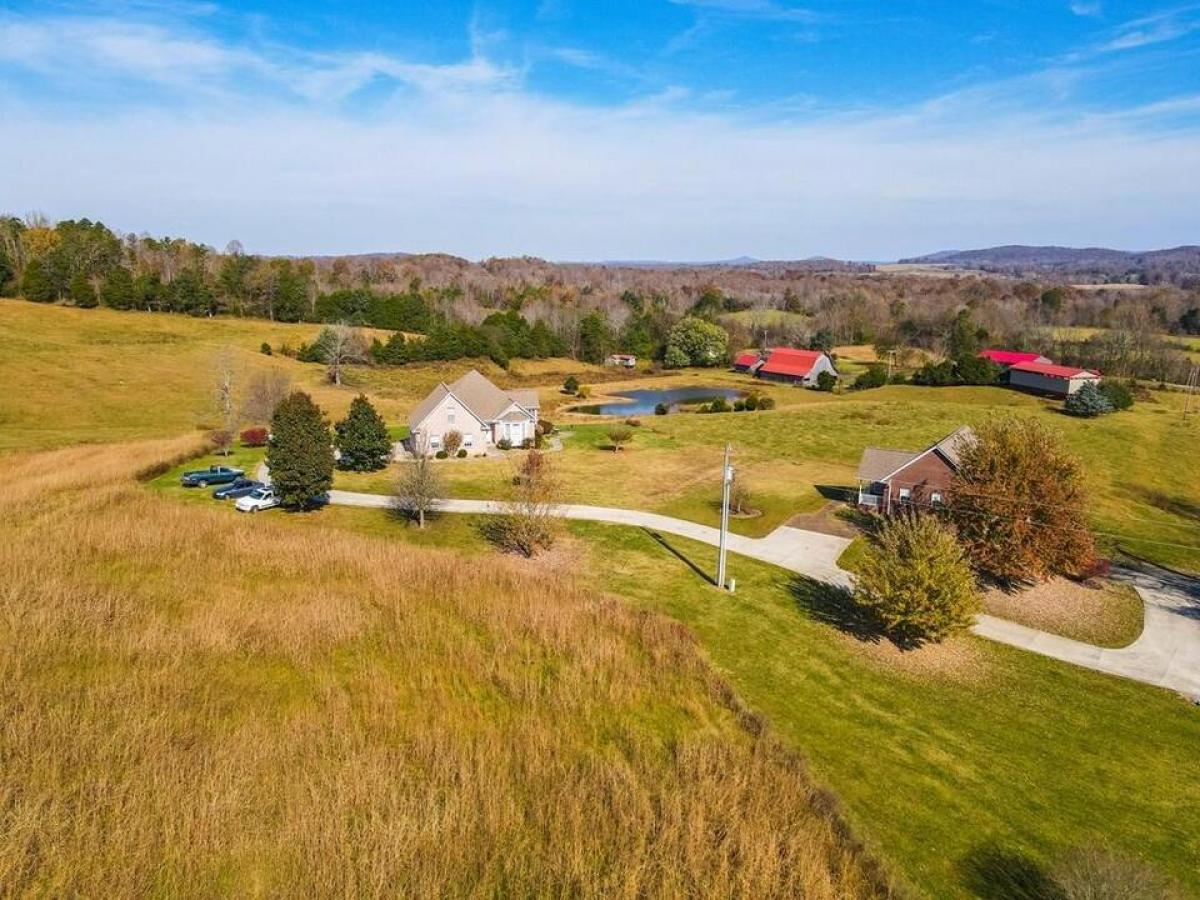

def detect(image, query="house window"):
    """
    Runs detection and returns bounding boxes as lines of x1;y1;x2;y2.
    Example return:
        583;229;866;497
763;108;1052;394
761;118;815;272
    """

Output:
931;491;944;505
464;435;474;448
898;488;912;502
447;406;456;424
430;436;441;449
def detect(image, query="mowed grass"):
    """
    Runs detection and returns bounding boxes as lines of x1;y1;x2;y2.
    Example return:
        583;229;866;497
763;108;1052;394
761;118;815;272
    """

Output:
0;438;890;898
562;521;1200;897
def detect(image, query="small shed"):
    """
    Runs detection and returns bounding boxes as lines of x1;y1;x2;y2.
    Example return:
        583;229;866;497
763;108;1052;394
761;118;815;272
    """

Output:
1008;361;1100;397
606;354;637;368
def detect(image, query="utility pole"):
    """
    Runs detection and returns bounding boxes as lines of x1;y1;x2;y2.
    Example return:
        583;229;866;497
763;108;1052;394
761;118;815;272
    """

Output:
1185;366;1199;418
717;442;733;591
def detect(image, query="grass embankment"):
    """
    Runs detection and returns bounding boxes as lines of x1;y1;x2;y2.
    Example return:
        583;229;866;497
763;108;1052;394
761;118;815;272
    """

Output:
0;438;888;897
564;522;1200;897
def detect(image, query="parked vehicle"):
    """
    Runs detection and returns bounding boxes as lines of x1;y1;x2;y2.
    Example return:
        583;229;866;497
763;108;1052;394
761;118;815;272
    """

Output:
235;487;279;513
211;478;264;500
180;465;244;487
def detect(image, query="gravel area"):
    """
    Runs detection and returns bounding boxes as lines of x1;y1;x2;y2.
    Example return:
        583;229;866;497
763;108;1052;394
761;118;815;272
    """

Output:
982;577;1144;649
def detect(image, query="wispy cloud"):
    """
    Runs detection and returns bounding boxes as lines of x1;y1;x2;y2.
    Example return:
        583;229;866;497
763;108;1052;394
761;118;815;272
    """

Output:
667;0;821;23
0;6;1196;259
1095;6;1200;52
1070;2;1103;17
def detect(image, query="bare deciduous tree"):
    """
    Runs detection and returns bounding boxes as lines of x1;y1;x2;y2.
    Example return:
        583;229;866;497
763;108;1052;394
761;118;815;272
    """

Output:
320;323;367;386
241;369;292;426
485;450;561;557
393;439;443;529
212;347;238;455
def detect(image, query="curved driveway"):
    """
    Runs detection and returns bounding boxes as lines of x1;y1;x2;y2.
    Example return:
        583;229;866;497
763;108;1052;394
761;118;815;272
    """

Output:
325;487;1200;700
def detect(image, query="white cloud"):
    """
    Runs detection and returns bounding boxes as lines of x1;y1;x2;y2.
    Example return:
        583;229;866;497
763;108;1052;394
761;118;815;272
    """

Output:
1070;2;1103;17
0;9;1197;259
667;0;820;23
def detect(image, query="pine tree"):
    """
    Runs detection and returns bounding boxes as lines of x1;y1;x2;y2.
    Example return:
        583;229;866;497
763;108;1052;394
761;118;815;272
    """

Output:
68;271;97;308
1065;382;1114;417
20;258;56;303
267;391;334;508
100;266;135;310
333;394;391;472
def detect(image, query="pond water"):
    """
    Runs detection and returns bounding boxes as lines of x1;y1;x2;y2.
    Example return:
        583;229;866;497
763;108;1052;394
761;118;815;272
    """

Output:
575;387;746;417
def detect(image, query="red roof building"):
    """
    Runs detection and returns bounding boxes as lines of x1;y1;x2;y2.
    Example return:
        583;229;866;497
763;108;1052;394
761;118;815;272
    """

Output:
754;347;839;386
979;349;1052;367
732;351;764;372
1008;361;1101;397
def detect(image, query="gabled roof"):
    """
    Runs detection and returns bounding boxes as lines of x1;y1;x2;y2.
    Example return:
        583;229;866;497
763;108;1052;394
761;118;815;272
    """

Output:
856;426;976;483
979;349;1049;366
409;370;538;430
733;351;762;368
857;447;921;482
758;348;827;378
1009;361;1100;380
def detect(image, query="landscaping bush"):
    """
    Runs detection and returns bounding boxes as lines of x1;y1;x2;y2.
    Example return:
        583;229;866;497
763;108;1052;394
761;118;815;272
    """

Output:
435;450;449;459
563;375;579;395
240;426;269;448
743;393;760;411
607;425;634;451
521;438;534;449
733;400;746;411
624;417;642;427
708;396;731;413
497;438;512;451
854;514;980;646
757;396;776;410
576;385;592;400
814;371;836;392
1099;380;1135;411
1065;382;1114;417
260;342;272;356
456;448;468;458
654;402;669;416
537;418;554;435
443;430;463;456
852;364;888;391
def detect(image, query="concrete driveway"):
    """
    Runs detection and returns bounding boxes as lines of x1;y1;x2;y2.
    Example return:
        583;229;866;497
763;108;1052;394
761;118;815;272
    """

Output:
324;486;1200;700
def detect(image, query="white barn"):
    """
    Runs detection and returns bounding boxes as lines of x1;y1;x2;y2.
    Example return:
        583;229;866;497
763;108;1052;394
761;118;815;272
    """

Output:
1008;361;1101;397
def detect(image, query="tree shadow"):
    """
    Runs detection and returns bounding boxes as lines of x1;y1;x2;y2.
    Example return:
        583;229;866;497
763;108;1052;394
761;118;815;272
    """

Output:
789;575;887;645
815;484;856;502
643;529;717;586
959;844;1064;900
1132;486;1200;523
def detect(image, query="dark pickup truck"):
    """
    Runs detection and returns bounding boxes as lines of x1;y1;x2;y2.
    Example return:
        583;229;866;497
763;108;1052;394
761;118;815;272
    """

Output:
180;465;245;487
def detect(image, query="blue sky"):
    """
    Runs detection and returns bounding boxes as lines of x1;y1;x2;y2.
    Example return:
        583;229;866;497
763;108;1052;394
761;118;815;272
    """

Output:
1;0;1198;259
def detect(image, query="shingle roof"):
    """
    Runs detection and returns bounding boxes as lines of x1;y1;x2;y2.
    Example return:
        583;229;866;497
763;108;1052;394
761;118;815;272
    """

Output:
932;426;976;468
409;370;538;430
1009;361;1100;380
857;447;921;482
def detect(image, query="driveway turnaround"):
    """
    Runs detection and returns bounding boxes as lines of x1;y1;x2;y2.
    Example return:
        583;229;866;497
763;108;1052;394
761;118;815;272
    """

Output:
325;487;1200;700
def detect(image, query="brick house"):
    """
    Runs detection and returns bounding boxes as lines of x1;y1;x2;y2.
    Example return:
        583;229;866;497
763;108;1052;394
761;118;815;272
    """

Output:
856;426;975;513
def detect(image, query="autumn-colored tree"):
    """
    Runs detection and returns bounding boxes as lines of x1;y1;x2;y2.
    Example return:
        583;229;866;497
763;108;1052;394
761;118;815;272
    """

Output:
948;417;1096;583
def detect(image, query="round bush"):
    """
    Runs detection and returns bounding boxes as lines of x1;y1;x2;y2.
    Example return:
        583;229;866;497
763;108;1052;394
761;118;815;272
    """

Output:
456;449;468;458
654;402;669;416
435;450;449;459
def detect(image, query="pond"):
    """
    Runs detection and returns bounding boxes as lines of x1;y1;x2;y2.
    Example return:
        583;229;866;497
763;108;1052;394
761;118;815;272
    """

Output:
575;386;746;417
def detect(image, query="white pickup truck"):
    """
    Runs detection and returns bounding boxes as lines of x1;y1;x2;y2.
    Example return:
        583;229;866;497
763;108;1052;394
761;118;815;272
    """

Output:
234;487;280;513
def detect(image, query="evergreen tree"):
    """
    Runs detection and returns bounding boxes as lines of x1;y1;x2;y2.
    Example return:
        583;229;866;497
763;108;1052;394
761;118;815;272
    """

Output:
100;266;135;309
68;271;97;307
0;248;12;295
266;391;334;509
20;258;56;302
1065;382;1113;417
333;394;391;471
577;310;614;364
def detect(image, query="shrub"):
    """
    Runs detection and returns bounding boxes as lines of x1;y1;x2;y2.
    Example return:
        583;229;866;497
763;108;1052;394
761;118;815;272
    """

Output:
456;448;468;458
497;438;512;451
949;417;1096;582
814;371;837;392
912;360;958;386
1051;846;1177;900
743;393;759;411
607;425;634;451
1065;382;1114;417
1099;380;1134;411
576;385;592;400
537;419;555;435
333;395;391;472
563;375;579;394
852;364;888;391
521;438;534;449
954;354;1001;386
733;400;746;411
443;430;463;455
708;396;730;413
757;396;776;410
267;391;334;509
854;514;980;646
260;342;272;356
240;427;269;448
664;316;729;368
435;450;449;459
654;402;669;416
209;429;233;455
624;417;642;427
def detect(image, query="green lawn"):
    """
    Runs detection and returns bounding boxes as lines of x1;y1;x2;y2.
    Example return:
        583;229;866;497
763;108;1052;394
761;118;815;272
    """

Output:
567;520;1200;898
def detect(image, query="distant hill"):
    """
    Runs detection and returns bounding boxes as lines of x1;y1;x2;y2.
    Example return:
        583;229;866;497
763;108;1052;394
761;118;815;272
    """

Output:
900;245;1200;286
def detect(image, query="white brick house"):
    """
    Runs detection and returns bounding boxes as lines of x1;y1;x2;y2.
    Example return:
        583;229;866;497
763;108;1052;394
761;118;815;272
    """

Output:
407;370;540;454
